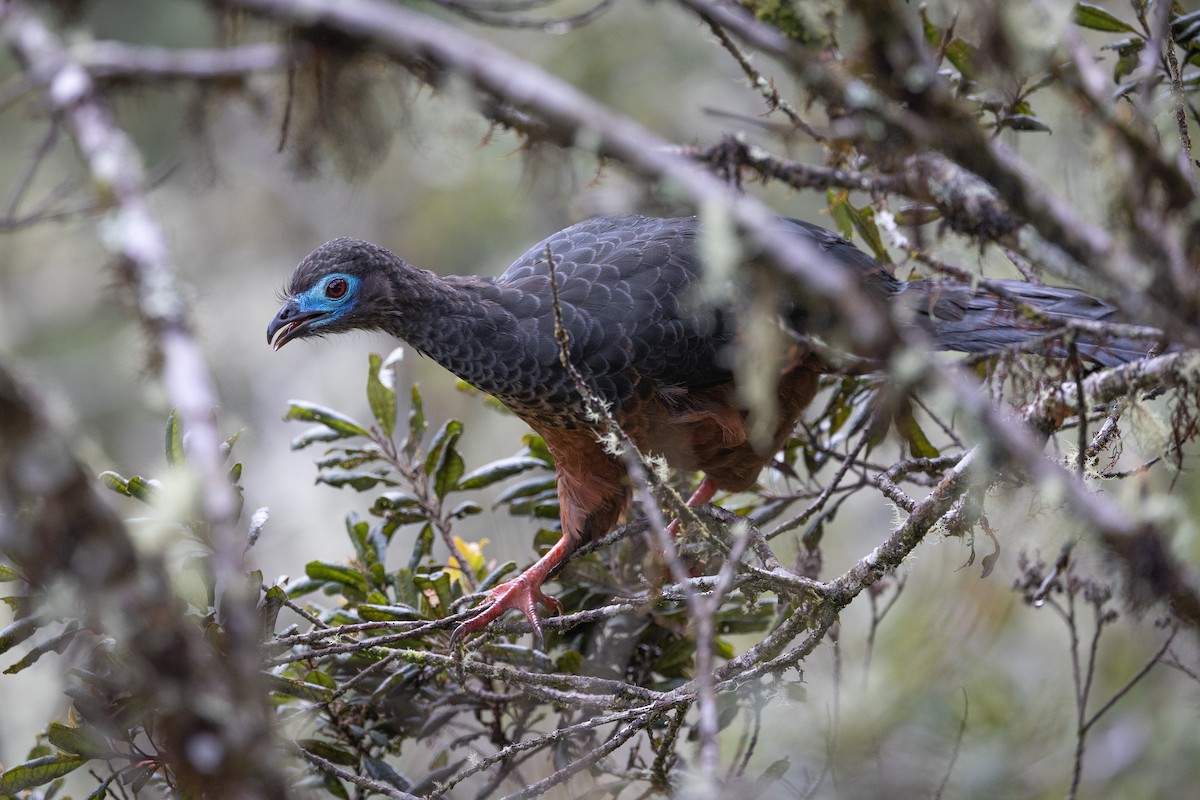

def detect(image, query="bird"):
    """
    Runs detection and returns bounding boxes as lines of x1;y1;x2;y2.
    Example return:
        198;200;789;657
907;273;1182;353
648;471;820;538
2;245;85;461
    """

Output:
268;214;1155;643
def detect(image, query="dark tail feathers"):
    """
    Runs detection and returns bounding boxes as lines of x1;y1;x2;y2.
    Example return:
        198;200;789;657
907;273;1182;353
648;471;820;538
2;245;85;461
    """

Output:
891;278;1165;368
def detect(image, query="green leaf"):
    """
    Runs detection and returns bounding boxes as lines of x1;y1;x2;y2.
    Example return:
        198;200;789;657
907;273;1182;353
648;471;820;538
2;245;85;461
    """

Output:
4;623;82;674
893;204;942;227
305;561;370;595
367;353;397;439
405;385;427;458
0;754;88;793
0;617;38;656
98;471;158;502
221;429;242;462
316;469;396;492
408;524;435;572
424;419;463;476
495;475;559;505
450;501;482;519
284;577;325;598
357;603;425;622
1072;2;1135;32
259;585;287;633
284;401;370;439
413;571;455;615
124;475;159;503
99;471;128;495
920;8;977;79
426;420;465;500
521;433;554;465
47;722;113;759
373;492;428;525
896;400;941;459
298;739;359;767
265;674;335;703
1173;11;1200;45
165;412;184;467
0;565;19;583
456;456;549;491
291;426;348;451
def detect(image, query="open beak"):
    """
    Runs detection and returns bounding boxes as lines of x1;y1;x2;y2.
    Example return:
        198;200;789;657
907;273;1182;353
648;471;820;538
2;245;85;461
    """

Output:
267;301;327;351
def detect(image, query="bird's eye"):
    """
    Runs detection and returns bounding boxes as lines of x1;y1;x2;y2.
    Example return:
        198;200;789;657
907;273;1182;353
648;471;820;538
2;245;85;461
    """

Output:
326;278;349;300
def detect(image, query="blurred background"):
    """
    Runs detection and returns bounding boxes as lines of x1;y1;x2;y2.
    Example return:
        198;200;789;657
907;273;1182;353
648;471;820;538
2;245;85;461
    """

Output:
1;0;1198;797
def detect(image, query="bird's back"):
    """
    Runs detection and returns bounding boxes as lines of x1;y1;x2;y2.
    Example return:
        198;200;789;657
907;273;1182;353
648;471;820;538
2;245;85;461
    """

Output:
484;216;737;423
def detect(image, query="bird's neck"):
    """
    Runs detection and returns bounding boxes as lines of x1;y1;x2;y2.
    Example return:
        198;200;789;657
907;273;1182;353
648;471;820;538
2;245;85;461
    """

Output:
379;263;521;397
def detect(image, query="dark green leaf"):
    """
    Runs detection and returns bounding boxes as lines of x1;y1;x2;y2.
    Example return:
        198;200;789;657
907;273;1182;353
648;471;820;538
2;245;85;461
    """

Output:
425;420;464;493
0;755;88;793
521;433;554;464
316;469;396;492
284;401;370;439
99;470;128;496
409;524;435;571
298;739;358;767
0;616;38;656
357;604;425;622
456;456;548;490
495;475;558;505
284;577;325;598
450;501;482;519
893;204;942;226
4;623;83;674
259;585;287;633
1072;2;1135;32
165;412;184;467
322;772;351;800
413;571;455;615
1173;11;1200;45
405;385;427;458
653;636;695;674
367;353;397;439
433;448;465;501
363;756;411;790
264;673;335;703
943;37;977;79
124;475;159;503
305;561;370;595
47;722;113;759
373;491;421;511
897;401;941;458
291;426;347;451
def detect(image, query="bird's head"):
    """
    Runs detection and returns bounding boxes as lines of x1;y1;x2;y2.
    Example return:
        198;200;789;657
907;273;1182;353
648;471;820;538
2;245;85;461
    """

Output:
267;237;396;350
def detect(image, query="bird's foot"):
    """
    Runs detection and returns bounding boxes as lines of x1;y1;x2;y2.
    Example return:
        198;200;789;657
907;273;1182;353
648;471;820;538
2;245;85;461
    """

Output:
450;575;563;649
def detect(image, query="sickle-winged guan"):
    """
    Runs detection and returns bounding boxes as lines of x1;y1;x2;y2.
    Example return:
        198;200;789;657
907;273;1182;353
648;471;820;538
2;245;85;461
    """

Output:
268;215;1148;642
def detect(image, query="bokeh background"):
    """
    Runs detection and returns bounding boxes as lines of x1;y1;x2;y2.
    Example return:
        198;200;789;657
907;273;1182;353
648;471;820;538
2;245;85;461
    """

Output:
2;1;1198;797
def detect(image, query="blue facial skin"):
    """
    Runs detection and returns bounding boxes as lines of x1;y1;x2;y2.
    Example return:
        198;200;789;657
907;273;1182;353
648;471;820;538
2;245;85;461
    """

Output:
299;273;360;329
268;273;362;349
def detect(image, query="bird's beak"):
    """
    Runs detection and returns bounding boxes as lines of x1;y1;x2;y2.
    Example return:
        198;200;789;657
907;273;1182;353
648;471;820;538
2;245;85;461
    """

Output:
267;300;327;351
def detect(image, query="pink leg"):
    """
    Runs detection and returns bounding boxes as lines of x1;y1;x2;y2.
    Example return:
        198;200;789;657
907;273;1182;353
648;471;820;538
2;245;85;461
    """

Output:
666;476;719;536
450;534;569;647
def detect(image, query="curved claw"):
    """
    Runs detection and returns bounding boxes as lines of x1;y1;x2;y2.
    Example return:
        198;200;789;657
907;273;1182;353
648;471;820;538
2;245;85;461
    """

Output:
449;576;563;649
